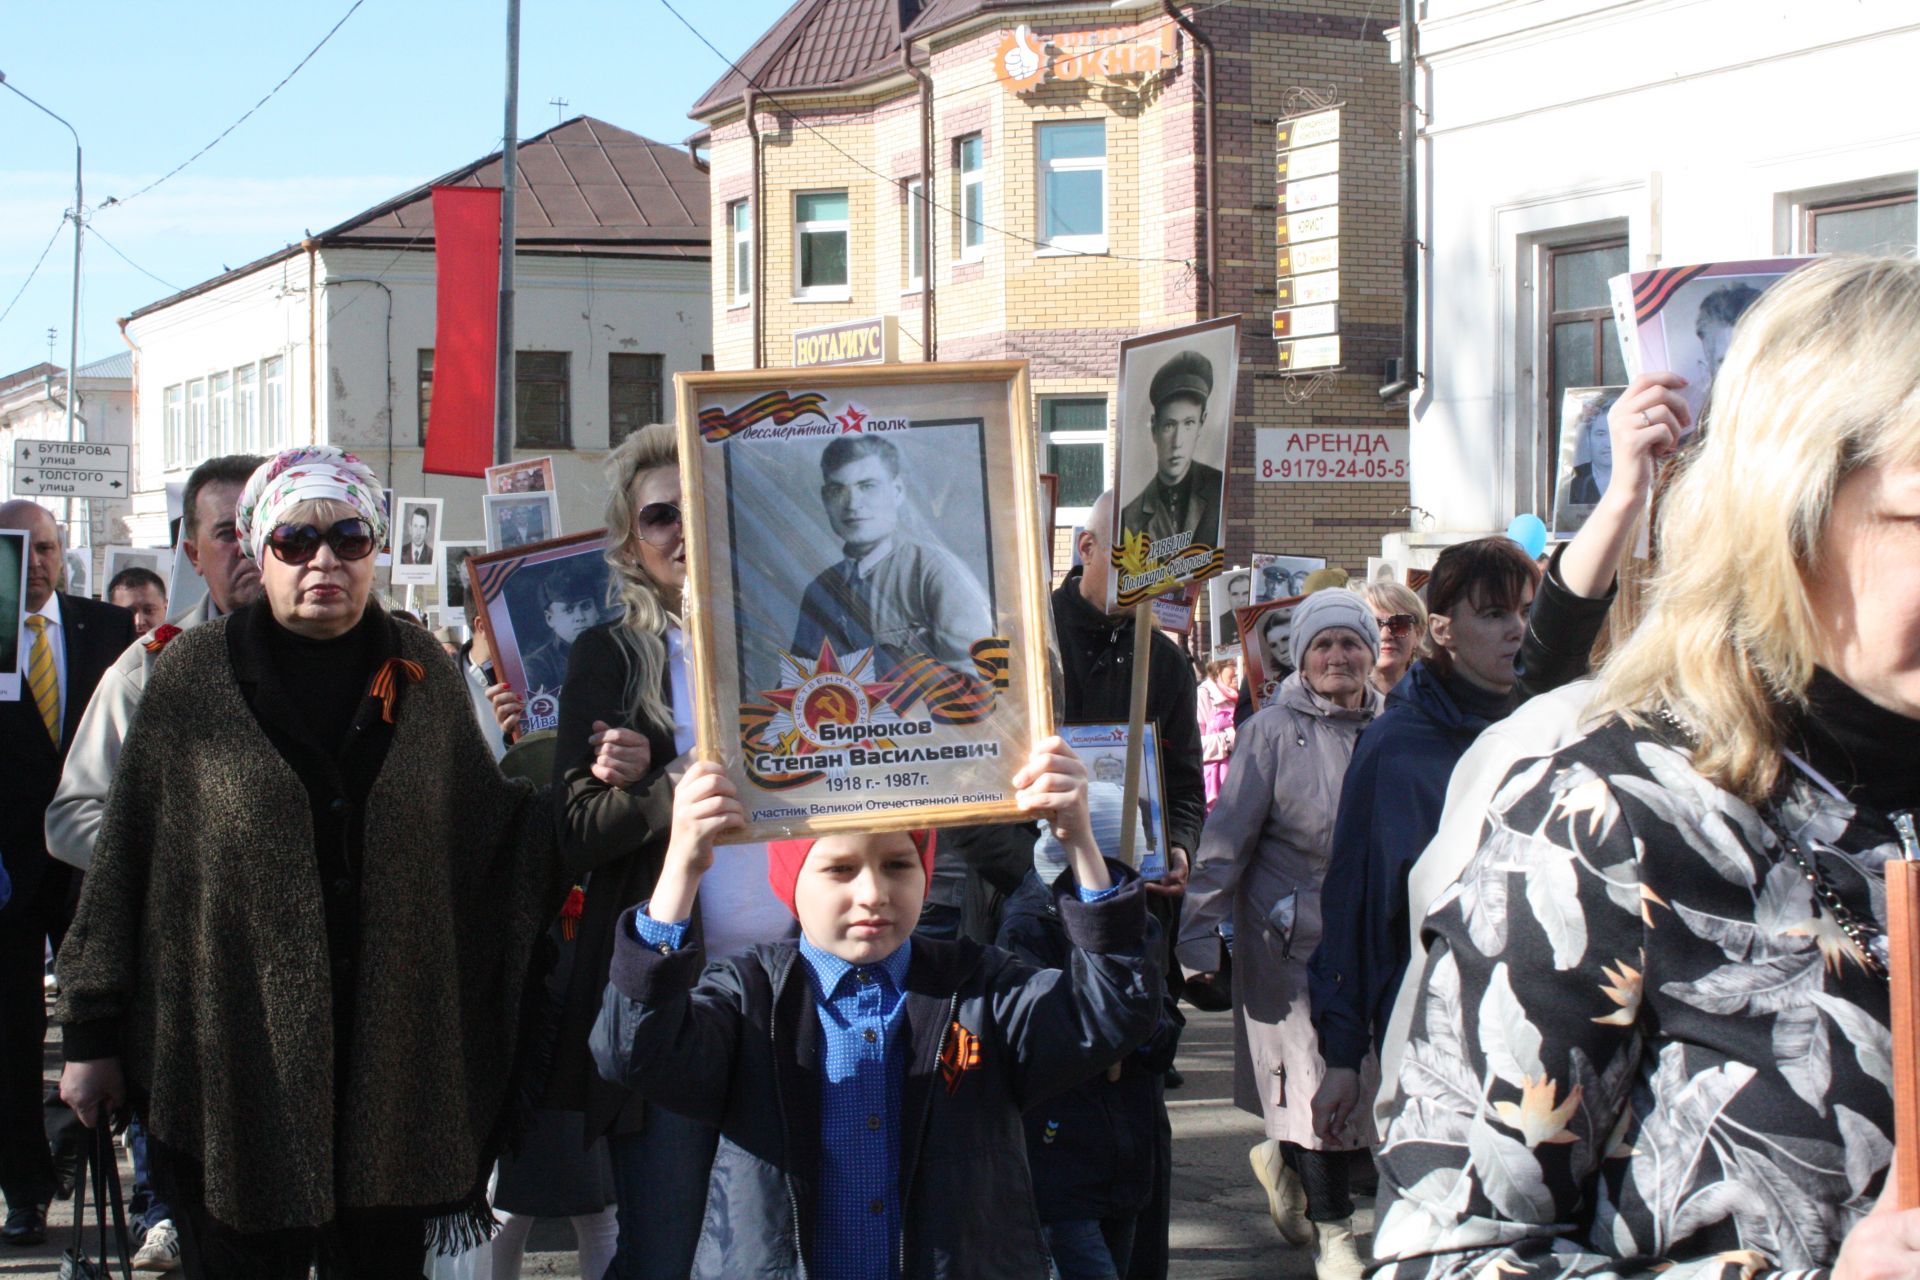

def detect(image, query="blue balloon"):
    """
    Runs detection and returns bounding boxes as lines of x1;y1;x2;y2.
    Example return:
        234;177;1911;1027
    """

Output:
1505;513;1548;559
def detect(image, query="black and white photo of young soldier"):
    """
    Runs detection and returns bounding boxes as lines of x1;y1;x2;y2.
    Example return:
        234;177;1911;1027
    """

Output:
521;561;604;694
1212;567;1250;651
1119;350;1224;550
400;504;434;565
790;434;992;670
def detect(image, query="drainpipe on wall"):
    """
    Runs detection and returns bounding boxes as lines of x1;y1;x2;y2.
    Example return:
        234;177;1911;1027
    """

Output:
1163;1;1216;319
1379;0;1421;401
303;239;320;440
745;89;765;370
902;39;935;360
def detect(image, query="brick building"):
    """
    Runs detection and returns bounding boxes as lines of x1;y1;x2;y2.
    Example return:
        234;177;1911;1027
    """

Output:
689;0;1407;582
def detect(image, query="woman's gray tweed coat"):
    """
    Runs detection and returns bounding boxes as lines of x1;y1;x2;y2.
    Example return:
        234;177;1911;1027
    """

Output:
55;616;565;1234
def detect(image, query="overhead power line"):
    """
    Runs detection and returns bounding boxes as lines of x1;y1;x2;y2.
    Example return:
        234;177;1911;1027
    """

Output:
86;224;182;294
0;215;68;330
99;0;369;212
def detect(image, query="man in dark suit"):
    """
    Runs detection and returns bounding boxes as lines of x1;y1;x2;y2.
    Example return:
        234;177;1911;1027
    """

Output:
1119;350;1224;556
400;506;433;565
0;500;133;1245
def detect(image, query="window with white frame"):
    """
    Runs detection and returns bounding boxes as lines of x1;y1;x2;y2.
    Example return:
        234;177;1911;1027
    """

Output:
1037;122;1106;253
163;384;184;469
904;179;926;291
794;190;850;299
1041;396;1109;525
186;379;208;462
209;370;233;455
262;356;288;449
1805;190;1917;254
730;199;752;305
234;364;258;452
955;134;984;260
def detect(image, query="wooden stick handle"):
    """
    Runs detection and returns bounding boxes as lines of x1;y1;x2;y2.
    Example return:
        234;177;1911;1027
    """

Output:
1115;599;1155;870
1887;858;1920;1209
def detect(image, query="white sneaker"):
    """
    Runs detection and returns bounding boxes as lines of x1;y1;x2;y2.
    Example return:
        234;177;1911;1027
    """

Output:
1250;1139;1313;1246
1313;1218;1368;1280
133;1219;182;1272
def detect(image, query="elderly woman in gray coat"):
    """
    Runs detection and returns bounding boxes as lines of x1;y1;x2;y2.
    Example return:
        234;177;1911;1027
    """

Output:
1178;589;1384;1280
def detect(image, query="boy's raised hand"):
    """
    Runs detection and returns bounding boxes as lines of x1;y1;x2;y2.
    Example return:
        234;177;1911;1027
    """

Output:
1013;737;1111;893
650;761;746;924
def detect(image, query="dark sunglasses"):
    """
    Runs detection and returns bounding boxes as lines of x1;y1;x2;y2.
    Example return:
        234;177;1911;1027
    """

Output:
635;502;683;546
1380;613;1418;637
266;518;377;566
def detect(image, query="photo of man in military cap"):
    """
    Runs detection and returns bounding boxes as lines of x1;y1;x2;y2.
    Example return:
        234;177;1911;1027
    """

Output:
1121;347;1226;552
520;559;609;694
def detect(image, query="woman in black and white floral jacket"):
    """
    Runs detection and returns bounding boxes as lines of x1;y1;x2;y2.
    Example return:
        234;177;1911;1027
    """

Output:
1375;254;1920;1280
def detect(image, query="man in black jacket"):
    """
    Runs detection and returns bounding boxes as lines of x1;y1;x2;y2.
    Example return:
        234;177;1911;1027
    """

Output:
1050;490;1198;1280
0;500;134;1245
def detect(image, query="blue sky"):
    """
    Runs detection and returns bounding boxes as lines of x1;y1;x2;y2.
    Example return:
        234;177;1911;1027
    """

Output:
0;0;794;376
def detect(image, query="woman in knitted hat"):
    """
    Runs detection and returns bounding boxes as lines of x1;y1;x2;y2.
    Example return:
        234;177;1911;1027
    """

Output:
1178;587;1388;1280
53;446;648;1278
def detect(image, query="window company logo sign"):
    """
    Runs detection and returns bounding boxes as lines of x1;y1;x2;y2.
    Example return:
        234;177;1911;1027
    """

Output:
1256;427;1408;482
793;315;898;368
994;23;1180;93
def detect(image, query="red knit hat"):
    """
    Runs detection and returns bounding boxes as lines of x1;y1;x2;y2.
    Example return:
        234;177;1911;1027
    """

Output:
766;830;938;917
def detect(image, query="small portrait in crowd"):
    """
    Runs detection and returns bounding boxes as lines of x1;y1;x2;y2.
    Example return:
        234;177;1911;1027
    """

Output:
484;455;557;496
390;497;443;587
1551;385;1626;535
1612;257;1809;428
469;532;617;726
1251;554;1325;605
520;560;607;696
1210;567;1251;656
60;547;90;598
483;490;561;553
439;541;484;614
1236;595;1303;710
102;546;168;597
0;529;23;693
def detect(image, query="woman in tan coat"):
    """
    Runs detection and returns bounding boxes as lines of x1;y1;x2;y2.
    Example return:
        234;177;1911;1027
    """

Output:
1178;589;1385;1280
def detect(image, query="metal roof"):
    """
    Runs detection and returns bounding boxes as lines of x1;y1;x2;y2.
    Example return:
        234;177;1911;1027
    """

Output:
127;117;710;323
689;0;1097;119
77;352;132;380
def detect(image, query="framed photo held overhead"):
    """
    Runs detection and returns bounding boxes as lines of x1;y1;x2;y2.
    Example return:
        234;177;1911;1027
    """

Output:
0;529;25;700
440;541;486;614
485;455;557;496
466;530;620;733
1236;595;1304;710
1060;722;1169;879
390;497;443;588
676;361;1054;843
1550;385;1627;537
484;491;562;553
1109;315;1243;608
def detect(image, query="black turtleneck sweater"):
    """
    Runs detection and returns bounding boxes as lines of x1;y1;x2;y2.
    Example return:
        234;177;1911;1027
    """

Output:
1785;666;1920;817
1437;668;1517;726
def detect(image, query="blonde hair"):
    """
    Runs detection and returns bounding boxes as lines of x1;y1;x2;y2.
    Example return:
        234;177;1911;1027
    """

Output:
1359;580;1427;638
602;424;681;739
1596;255;1920;803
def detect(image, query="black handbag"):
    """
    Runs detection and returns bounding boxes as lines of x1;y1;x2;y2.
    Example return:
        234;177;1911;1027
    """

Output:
58;1124;132;1280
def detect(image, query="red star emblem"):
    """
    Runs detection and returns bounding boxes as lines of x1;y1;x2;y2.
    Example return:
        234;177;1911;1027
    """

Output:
761;640;901;752
835;406;867;433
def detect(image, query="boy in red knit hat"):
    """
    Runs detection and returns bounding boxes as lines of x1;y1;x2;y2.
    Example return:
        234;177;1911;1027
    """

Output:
590;736;1161;1280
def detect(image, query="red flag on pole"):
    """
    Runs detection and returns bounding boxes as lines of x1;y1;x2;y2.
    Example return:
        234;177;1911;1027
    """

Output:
423;186;503;478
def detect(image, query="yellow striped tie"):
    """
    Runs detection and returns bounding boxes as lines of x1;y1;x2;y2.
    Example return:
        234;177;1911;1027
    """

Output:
25;614;59;744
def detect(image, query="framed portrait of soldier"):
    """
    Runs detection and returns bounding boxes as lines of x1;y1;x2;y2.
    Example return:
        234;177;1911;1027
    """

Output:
1236;595;1304;710
466;530;619;733
1108;315;1242;609
1208;566;1251;657
1250;554;1325;605
484;491;561;553
1550;386;1626;537
390;498;442;587
485;455;557;496
676;361;1054;843
0;529;25;701
1059;722;1168;880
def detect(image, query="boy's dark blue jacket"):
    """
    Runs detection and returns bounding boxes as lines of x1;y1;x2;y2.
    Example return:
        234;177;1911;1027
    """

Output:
996;870;1182;1224
1306;660;1497;1071
590;865;1162;1280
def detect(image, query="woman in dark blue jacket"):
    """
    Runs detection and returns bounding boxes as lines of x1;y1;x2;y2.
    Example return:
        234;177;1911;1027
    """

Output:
1304;538;1542;1145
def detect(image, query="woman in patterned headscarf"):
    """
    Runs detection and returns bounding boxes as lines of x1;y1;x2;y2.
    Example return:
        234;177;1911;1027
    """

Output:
52;447;642;1278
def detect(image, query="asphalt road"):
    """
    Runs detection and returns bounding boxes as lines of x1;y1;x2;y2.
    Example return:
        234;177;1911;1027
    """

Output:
13;1006;1367;1278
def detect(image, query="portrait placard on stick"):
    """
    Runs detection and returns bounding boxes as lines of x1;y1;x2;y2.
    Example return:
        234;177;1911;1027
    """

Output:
1208;567;1251;657
1108;315;1242;608
0;529;25;701
1550;386;1626;537
1060;722;1169;881
485;455;557;496
677;362;1053;843
390;497;443;588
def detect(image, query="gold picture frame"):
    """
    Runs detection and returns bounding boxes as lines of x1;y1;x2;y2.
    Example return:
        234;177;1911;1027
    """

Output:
675;361;1055;843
